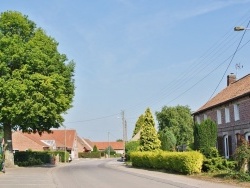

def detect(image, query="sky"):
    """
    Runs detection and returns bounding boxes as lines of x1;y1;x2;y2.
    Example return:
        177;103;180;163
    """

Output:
1;0;250;141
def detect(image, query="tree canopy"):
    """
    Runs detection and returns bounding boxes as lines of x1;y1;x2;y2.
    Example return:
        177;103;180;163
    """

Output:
0;11;75;143
139;108;161;151
155;105;193;146
158;128;176;151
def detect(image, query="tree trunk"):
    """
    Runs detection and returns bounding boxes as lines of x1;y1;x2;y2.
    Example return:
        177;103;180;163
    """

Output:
3;123;15;167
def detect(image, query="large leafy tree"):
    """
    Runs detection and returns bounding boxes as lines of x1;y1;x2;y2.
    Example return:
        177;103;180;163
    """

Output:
0;11;75;166
155;105;193;147
132;114;144;138
139;108;161;151
158;128;176;151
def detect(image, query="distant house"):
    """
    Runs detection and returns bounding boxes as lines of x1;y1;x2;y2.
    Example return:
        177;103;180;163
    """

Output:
92;141;124;154
193;73;250;158
77;137;93;152
12;129;79;159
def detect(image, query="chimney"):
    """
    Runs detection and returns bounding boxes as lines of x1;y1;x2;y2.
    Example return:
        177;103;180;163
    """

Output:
227;73;236;86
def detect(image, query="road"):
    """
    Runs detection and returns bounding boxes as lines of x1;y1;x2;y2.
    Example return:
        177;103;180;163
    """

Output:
0;158;242;188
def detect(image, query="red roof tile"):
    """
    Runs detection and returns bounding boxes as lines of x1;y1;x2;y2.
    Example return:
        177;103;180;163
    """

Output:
12;129;77;151
92;142;124;150
194;74;250;113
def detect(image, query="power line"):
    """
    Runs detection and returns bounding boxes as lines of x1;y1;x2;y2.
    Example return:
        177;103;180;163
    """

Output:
208;20;250;101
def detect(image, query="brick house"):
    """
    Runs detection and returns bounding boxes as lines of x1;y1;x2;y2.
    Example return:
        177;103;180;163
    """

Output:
77;137;93;152
193;73;250;158
12;129;79;159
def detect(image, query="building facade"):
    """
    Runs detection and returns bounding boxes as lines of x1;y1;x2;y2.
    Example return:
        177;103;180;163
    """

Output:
193;73;250;158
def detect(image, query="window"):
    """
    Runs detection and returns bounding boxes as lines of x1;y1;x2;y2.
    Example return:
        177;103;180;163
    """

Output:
224;135;230;159
196;116;200;124
204;114;207;120
234;104;240;121
245;132;250;145
225;107;230;123
217;110;222;124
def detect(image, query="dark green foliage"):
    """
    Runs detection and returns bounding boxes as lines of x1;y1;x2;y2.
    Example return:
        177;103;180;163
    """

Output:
132;115;144;137
125;141;140;161
193;119;217;153
158;128;176;151
14;151;51;166
78;152;101;158
225;171;250;182
14;150;69;165
140;108;161;151
156;105;193;146
93;145;98;152
201;147;219;159
202;157;237;172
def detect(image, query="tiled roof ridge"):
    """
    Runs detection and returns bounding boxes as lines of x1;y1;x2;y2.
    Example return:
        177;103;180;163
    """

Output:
194;73;250;114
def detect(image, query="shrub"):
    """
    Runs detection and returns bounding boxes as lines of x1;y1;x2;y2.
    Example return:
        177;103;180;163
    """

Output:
78;152;101;158
14;151;51;166
202;157;237;172
131;151;203;174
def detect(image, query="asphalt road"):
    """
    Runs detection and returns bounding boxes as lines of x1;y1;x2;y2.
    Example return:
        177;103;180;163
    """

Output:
0;158;242;188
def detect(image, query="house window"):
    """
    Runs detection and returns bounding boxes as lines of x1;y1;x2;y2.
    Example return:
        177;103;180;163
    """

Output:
217;110;222;124
225;107;230;123
224;135;230;159
204;114;207;120
196;116;201;124
234;104;240;121
245;132;250;145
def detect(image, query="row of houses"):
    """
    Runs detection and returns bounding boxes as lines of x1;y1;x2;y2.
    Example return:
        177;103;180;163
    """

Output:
8;73;250;160
12;130;124;160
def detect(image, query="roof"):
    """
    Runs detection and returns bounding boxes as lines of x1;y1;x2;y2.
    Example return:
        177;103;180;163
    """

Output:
194;74;250;114
92;142;124;150
12;129;77;151
77;137;93;151
130;130;141;141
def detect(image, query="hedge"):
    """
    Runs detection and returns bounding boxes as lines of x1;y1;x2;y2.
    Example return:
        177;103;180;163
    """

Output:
78;152;101;158
130;151;203;175
14;150;70;166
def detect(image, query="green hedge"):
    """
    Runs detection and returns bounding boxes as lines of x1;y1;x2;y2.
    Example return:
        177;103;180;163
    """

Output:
14;151;51;166
78;152;101;158
130;151;203;175
14;150;70;166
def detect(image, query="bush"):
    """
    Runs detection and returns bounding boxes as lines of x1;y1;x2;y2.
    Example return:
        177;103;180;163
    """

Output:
14;151;51;166
125;141;140;161
202;157;237;172
131;151;203;174
78;152;101;158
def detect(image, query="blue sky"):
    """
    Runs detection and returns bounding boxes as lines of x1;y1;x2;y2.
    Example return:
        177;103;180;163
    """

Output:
1;0;250;141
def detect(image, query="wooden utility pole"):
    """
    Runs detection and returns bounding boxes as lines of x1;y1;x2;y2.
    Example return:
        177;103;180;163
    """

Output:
121;110;127;156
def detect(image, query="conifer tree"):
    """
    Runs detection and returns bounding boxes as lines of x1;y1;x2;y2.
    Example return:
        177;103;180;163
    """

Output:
140;108;161;151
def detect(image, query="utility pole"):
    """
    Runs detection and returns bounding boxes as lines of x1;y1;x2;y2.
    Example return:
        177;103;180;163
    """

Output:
108;131;110;158
121;110;127;156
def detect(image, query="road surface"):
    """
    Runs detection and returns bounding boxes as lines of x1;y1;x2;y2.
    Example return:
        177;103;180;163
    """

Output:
0;158;242;188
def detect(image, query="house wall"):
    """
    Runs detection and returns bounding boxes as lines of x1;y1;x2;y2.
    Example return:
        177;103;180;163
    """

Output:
194;95;250;158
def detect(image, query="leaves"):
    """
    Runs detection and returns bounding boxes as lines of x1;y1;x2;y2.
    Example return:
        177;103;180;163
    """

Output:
139;108;161;151
0;11;75;133
156;105;193;146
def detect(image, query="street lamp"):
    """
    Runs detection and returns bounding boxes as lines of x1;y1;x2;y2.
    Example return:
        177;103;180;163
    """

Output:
234;26;250;31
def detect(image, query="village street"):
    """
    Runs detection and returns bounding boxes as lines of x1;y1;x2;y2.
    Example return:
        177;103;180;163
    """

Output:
0;158;243;188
